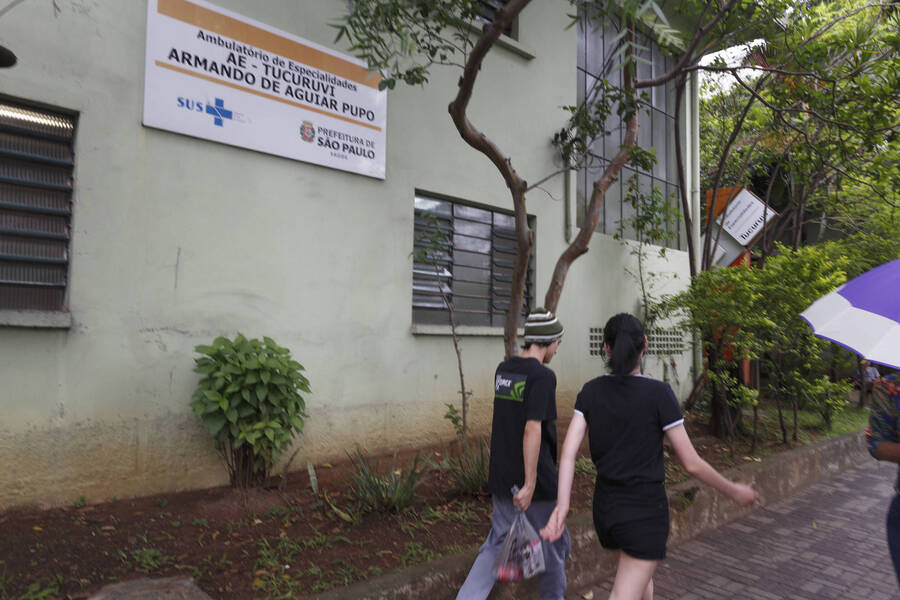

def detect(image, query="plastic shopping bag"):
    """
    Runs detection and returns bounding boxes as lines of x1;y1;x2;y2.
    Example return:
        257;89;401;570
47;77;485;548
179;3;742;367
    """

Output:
493;488;546;581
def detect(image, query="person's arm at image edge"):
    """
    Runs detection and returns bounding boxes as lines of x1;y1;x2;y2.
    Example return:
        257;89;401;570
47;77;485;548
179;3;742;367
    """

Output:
868;398;900;463
665;423;758;506
513;420;542;511
540;412;587;541
873;442;900;463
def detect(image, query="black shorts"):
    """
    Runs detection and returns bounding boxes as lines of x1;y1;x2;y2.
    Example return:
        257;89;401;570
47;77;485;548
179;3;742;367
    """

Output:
592;482;669;560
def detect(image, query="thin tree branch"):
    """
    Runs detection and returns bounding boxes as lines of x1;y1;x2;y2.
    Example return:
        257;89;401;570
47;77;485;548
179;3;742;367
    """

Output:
702;78;765;269
688;63;835;83
673;74;696;277
525;166;573;193
635;0;743;89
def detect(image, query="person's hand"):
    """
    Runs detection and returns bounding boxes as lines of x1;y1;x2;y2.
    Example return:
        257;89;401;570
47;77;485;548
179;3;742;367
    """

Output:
540;505;567;542
731;482;759;507
513;484;534;512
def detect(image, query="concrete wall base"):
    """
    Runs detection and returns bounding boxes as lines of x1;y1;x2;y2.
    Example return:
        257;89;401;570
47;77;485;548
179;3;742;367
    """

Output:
312;430;869;600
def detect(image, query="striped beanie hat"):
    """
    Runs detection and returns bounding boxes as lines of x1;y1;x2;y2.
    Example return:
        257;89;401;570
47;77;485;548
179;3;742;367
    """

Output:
524;307;564;343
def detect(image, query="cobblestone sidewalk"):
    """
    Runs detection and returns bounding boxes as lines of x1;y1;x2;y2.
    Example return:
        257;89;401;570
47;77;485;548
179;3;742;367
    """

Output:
573;460;899;600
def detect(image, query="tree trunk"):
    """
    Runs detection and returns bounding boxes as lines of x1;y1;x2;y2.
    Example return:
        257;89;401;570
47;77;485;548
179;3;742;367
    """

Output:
672;74;696;277
545;22;639;313
791;396;799;442
445;0;533;358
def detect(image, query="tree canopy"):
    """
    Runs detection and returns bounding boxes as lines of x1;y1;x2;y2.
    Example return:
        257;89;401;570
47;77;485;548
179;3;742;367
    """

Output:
699;0;900;264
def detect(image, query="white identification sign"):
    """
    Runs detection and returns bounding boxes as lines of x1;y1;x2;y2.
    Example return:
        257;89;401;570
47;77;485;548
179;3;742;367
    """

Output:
717;188;777;245
143;0;387;179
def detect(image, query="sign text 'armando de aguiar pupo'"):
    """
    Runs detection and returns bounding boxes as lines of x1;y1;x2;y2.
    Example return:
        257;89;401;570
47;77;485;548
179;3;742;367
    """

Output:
143;0;387;179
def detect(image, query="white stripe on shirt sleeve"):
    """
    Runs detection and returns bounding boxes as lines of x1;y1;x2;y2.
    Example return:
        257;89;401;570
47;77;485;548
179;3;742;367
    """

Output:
573;408;585;418
662;418;684;431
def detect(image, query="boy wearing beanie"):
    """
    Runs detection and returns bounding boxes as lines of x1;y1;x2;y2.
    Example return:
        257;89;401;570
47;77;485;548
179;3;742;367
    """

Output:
457;308;570;600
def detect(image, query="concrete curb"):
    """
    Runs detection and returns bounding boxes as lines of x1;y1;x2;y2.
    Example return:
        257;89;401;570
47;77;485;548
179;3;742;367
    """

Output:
313;430;869;600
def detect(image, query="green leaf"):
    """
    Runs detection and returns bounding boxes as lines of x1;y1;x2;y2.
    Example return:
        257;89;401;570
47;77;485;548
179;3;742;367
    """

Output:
223;363;242;375
202;414;226;436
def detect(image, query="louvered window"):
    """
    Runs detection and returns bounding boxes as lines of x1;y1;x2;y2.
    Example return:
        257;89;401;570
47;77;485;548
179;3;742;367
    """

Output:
0;100;75;311
413;194;533;328
475;0;515;38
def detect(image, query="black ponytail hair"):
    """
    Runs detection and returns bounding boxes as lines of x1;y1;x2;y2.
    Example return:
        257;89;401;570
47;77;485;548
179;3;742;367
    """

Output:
603;313;646;376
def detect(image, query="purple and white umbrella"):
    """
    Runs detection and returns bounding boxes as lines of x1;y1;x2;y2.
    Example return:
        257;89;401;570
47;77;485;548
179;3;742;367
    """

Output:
800;258;900;370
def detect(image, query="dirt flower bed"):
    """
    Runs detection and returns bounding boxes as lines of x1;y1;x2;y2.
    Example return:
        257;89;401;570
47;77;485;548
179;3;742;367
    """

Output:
0;407;866;599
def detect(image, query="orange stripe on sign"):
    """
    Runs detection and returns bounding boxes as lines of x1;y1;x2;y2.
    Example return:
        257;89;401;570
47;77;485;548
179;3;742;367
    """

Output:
156;61;382;132
156;0;382;90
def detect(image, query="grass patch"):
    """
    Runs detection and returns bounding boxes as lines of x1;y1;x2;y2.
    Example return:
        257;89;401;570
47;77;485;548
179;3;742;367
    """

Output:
447;443;489;496
822;405;868;436
348;449;428;513
129;547;173;572
574;456;597;478
400;542;439;567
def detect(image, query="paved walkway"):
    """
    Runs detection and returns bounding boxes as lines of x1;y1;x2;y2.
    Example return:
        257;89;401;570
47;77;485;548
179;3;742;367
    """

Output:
572;460;900;600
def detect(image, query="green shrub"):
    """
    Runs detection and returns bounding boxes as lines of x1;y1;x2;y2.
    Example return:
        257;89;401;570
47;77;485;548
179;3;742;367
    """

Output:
448;443;488;496
130;547;172;572
574;456;597;478
191;334;310;488
795;375;852;429
348;449;428;513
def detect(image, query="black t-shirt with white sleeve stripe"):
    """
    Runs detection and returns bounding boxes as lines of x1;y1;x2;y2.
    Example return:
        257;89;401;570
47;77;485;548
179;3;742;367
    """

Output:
574;375;683;488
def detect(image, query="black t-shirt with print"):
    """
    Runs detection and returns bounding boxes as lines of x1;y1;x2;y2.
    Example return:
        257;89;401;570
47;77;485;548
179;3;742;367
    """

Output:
487;356;559;501
574;375;683;488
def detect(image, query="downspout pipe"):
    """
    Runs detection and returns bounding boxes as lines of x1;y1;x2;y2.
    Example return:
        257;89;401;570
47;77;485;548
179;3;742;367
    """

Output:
564;159;575;243
690;70;701;275
689;70;703;389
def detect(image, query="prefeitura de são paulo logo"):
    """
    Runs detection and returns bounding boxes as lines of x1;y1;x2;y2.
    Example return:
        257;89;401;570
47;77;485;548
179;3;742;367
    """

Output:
300;121;315;142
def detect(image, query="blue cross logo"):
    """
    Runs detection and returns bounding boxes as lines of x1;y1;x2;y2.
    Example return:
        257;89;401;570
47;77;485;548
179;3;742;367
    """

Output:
205;98;233;127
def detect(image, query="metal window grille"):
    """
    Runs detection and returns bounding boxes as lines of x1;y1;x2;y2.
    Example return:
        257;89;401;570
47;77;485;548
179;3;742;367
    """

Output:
646;327;686;355
589;326;604;357
475;0;514;37
575;14;683;250
412;194;532;328
0;100;75;311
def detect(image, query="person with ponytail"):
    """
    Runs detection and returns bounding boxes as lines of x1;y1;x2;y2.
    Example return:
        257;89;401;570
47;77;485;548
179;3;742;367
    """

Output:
541;313;758;600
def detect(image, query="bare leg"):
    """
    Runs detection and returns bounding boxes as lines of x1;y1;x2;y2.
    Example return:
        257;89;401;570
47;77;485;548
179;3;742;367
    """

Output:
608;551;658;600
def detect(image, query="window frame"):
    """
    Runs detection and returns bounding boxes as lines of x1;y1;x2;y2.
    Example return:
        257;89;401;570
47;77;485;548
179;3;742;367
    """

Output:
411;192;534;335
575;14;685;251
0;96;77;328
474;0;517;39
